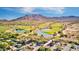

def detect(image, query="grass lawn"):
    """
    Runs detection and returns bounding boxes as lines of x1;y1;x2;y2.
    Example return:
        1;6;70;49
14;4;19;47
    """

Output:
0;26;9;33
42;23;63;34
15;25;35;31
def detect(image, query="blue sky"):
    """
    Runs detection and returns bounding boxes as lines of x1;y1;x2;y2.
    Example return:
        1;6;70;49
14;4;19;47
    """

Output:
0;7;79;20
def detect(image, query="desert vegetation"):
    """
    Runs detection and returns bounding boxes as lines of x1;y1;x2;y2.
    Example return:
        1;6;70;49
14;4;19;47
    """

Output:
0;19;79;51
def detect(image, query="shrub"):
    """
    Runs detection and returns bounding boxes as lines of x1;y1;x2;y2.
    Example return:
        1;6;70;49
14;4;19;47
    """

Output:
38;46;51;51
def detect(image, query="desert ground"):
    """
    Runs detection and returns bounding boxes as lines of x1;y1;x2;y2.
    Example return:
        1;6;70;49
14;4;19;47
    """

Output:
0;15;79;51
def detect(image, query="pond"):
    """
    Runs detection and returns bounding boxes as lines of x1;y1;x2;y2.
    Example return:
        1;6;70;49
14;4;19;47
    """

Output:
16;29;26;33
35;29;53;38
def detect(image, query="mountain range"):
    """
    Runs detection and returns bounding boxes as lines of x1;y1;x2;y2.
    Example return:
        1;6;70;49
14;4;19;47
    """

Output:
0;14;79;22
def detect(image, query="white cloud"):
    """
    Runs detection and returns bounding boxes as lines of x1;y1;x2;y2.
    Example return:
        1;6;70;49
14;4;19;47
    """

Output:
19;7;65;15
20;7;35;13
44;7;65;14
2;7;65;15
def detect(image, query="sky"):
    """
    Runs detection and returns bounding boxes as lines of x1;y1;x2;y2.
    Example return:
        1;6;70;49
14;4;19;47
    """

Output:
0;7;79;20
